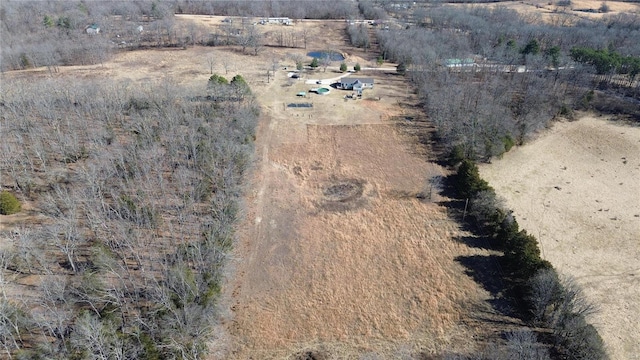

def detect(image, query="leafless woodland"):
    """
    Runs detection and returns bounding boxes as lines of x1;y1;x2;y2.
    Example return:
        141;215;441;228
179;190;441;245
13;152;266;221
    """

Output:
0;76;258;358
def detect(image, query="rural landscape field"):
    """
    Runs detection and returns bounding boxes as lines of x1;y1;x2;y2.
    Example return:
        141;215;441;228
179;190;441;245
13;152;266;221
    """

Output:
1;1;639;359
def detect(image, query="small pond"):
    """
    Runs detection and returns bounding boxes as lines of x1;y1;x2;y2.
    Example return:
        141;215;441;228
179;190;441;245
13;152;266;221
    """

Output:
307;50;345;61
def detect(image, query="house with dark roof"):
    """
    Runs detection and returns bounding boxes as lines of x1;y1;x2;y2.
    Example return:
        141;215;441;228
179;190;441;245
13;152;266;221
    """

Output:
337;77;374;94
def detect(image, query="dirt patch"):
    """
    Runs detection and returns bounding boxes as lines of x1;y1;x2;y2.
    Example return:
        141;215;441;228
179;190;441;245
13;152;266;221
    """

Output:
480;114;640;360
323;179;364;202
292;350;330;360
319;178;366;212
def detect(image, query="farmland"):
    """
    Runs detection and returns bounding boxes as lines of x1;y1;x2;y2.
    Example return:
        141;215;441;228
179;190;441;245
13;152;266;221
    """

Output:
1;1;639;359
480;115;640;360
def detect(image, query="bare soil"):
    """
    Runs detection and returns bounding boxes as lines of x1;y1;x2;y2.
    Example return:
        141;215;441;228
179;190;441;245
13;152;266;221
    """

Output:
480;114;640;360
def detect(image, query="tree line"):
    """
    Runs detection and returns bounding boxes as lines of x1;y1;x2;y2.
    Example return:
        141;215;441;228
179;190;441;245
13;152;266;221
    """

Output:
174;0;358;19
449;159;608;359
0;75;258;359
362;1;624;358
570;46;640;85
374;4;639;160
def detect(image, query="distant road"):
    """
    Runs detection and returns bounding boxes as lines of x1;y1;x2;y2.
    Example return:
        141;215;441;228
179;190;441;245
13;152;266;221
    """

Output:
304;66;398;84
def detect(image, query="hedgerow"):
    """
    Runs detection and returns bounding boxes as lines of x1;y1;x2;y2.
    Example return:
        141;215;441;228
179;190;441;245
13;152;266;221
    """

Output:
451;159;608;359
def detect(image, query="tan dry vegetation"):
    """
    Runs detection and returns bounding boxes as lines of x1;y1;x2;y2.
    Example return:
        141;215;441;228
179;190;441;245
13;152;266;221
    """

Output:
207;18;510;360
480;114;640;360
224;120;497;358
447;0;640;24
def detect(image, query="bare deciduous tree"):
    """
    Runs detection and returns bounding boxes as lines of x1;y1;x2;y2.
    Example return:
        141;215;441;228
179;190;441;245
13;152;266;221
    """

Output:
207;53;217;74
505;329;551;360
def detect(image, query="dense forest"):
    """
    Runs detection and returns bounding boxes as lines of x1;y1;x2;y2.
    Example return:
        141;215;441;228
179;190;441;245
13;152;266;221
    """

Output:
1;0;638;359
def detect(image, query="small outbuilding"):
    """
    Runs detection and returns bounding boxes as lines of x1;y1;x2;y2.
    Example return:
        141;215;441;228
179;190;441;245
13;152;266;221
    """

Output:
85;24;100;35
260;17;292;25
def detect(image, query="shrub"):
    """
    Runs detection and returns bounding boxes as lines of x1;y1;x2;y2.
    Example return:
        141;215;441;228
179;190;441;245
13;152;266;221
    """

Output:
452;160;492;199
296;61;303;70
376;56;384;66
19;53;31;69
43;15;54;28
208;74;228;85
599;2;610;13
580;90;594;109
0;190;21;215
503;135;516;152
448;144;466;165
558;104;574;119
126;97;151;111
140;332;161;360
56;16;72;29
354;63;361;72
118;195;160;228
396;62;406;75
340;62;347;72
310;58;319;68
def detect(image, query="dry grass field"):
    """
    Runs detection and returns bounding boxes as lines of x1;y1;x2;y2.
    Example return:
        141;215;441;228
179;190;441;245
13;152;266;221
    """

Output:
217;77;501;358
195;18;508;359
447;0;640;24
480;115;640;360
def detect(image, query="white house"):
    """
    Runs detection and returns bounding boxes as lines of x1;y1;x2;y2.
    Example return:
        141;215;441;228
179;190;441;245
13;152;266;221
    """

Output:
337;78;374;95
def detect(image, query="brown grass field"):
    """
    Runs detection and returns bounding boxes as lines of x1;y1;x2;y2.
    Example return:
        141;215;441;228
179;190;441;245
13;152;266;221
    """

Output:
446;0;640;25
3;9;639;359
480;115;640;360
189;18;509;359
